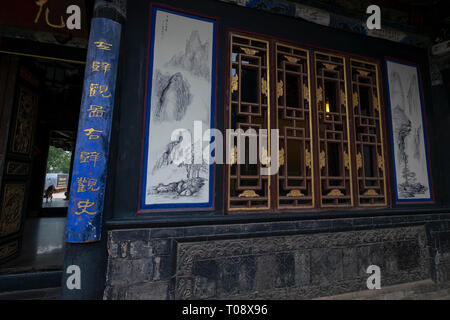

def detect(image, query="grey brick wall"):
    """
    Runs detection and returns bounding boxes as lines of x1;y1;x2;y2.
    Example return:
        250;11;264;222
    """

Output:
103;214;450;300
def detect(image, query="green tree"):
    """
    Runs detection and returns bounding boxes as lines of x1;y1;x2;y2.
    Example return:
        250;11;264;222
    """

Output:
46;146;72;174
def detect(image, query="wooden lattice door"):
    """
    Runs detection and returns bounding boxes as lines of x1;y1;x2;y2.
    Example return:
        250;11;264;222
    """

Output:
0;60;40;264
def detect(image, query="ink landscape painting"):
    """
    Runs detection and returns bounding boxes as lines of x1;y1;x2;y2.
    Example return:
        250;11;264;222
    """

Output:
143;8;215;209
386;60;432;202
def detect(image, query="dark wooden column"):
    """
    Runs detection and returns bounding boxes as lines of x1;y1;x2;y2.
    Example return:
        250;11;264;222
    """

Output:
61;0;126;300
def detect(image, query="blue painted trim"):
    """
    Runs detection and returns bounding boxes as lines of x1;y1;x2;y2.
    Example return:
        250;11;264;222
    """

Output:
140;6;217;211
65;18;122;242
384;58;433;203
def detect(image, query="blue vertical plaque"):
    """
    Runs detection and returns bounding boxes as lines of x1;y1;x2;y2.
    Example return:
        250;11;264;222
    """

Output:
66;18;121;242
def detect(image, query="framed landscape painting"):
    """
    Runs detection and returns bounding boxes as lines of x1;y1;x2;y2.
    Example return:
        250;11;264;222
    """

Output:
140;5;216;212
385;58;433;203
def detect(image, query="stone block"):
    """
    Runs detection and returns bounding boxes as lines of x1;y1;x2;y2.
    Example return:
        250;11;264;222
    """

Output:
294;250;310;286
106;259;132;286
391;216;408;225
129;240;153;259
373;216;392;226
255;255;278;291
152;239;171;255
193;276;216;299
311;248;343;285
342;247;357;280
103;285;127;300
243;223;271;233
106;225;430;300
438;231;450;252
357;246;371;277
333;219;353;229
396;241;420;271
125;281;169;300
296;220;319;230
353;218;373;227
129;258;154;283
193;259;218;280
107;239;120;259
218;257;240;295
368;244;385;269
151;228;184;239
276;253;295;288
184;226;216;238
110;229;150;244
119;241;129;258
237;256;256;293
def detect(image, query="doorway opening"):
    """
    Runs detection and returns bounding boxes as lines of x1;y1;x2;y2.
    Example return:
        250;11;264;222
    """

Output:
42;132;75;209
0;48;85;274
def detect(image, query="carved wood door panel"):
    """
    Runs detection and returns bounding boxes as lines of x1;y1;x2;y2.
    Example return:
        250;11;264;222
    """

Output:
0;63;39;264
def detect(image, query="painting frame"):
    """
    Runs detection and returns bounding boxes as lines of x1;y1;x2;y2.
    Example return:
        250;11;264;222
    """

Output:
139;4;217;213
385;57;434;204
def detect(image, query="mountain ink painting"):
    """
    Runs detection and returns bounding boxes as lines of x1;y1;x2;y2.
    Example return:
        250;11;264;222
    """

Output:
141;7;216;210
386;60;432;202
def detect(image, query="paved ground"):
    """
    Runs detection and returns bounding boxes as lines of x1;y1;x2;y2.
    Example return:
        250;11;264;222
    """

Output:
0;218;65;274
0;287;61;300
1;282;449;300
314;279;450;300
41;193;69;208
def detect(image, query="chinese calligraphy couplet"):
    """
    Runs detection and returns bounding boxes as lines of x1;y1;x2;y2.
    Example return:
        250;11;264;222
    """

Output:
66;18;121;243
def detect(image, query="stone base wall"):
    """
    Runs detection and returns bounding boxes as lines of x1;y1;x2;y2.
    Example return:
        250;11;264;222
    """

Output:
103;214;450;300
315;279;450;300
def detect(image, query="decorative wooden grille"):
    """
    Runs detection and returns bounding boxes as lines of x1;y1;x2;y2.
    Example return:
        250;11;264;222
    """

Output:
226;34;389;212
315;53;353;207
275;44;314;209
227;34;270;211
350;59;387;206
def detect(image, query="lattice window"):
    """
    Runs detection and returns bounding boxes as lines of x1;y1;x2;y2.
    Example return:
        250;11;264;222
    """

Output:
227;34;270;211
226;33;389;213
350;59;387;206
275;44;314;209
315;53;353;207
